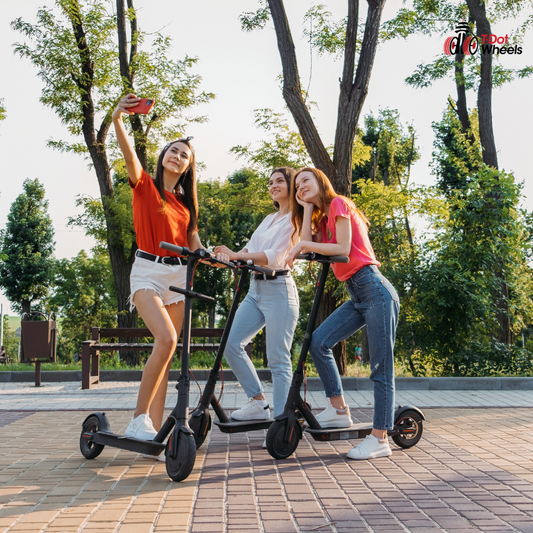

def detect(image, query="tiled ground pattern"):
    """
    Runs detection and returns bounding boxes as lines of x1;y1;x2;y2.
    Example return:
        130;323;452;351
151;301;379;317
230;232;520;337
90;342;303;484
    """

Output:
1;409;533;532
0;412;35;429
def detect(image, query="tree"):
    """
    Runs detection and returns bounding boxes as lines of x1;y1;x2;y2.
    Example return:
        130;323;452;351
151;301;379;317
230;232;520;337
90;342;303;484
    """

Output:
0;179;55;315
383;0;533;345
1;316;18;362
12;0;213;336
240;0;387;374
410;168;533;376
46;249;117;362
0;98;5;121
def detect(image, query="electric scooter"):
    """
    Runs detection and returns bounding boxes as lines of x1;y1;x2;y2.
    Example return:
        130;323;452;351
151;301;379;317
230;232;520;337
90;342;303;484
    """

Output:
266;252;425;460
187;259;286;448
79;242;233;482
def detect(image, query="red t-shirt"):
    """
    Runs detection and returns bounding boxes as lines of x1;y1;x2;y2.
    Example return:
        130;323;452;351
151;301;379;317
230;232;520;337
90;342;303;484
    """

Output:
320;196;380;281
130;170;190;257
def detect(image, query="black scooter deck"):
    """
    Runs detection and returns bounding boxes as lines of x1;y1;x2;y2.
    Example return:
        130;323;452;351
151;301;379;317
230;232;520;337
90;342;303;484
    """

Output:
305;422;373;442
84;431;166;455
214;418;275;433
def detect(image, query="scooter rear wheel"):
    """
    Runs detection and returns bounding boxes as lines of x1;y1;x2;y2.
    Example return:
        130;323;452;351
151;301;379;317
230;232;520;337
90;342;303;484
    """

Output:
266;419;301;460
80;415;105;459
166;431;196;482
189;411;211;449
392;410;423;448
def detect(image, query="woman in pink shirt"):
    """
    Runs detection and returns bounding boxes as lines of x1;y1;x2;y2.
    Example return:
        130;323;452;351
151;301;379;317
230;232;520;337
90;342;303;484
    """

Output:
286;167;400;461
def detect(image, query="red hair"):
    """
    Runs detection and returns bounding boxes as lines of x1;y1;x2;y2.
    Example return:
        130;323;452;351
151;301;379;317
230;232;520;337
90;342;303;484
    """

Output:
290;167;369;238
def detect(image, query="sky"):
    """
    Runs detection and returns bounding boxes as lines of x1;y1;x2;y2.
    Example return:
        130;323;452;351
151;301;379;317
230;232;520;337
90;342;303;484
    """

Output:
1;0;532;316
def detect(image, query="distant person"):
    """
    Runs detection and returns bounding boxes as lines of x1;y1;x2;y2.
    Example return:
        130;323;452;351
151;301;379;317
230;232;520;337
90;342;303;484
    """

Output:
286;167;399;461
112;94;227;454
214;168;299;446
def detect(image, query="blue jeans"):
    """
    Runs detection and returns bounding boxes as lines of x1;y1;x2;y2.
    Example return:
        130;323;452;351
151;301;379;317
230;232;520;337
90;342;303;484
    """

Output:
224;275;299;417
309;265;400;430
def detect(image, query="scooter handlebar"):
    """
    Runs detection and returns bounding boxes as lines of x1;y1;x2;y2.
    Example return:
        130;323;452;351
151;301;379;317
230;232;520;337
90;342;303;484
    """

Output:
159;241;188;256
296;252;349;264
233;260;276;277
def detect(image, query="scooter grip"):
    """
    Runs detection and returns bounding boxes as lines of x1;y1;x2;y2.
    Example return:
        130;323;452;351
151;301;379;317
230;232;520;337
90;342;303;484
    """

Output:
296;253;349;263
250;264;276;276
328;255;350;263
159;241;190;256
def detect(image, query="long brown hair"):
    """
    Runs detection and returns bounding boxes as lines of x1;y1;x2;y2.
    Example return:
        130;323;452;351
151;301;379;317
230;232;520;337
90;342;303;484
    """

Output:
153;139;198;241
290;167;369;238
271;167;296;210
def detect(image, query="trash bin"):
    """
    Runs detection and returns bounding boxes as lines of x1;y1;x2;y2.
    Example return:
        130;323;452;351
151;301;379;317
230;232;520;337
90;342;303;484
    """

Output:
21;312;57;386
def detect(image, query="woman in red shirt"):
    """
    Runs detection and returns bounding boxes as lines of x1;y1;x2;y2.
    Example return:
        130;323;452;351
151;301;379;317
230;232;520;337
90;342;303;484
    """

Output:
286;167;400;461
113;94;217;448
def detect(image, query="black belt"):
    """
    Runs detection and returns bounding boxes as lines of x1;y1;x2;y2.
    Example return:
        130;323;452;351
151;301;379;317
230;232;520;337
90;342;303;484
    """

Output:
252;270;289;280
136;250;187;265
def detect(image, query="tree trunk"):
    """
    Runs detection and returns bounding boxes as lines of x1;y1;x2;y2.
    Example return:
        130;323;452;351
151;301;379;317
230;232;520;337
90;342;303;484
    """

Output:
465;0;498;168
67;1;138;365
21;300;31;317
268;0;387;376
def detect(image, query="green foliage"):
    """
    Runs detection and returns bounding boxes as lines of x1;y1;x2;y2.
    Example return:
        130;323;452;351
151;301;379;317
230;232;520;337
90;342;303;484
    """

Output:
303;5;352;58
383;1;533;90
46;249;117;362
240;0;270;32
410;167;533;376
432;104;483;195
0;179;55;314
68;162;136;256
352;109;420;190
230;109;312;175
2;316;19;361
11;0;214;154
0;98;6;122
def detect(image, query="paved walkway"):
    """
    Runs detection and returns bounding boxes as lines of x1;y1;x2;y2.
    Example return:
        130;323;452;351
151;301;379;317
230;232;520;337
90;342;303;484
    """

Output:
2;382;533;532
2;381;533;411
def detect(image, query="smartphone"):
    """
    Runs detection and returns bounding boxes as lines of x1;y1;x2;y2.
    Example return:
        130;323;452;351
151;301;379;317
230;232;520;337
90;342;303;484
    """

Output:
129;98;155;115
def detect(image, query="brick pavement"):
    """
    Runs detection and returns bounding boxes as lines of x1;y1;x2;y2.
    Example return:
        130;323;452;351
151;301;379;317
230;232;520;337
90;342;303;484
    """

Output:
2;407;533;532
2;381;533;411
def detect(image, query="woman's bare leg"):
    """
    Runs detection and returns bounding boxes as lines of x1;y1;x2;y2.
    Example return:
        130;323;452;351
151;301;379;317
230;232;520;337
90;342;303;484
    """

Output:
132;290;182;419
149;302;185;430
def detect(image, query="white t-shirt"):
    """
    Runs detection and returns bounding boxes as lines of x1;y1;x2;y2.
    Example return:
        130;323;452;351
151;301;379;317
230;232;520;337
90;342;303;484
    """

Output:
245;212;296;270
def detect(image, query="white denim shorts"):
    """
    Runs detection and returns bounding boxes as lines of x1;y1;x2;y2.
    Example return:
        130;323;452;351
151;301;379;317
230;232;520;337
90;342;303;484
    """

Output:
129;255;187;310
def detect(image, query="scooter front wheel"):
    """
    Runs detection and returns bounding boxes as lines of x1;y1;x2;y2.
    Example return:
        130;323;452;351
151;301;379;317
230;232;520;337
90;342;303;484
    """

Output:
166;431;196;482
266;419;301;460
80;415;105;459
392;410;423;448
189;411;211;449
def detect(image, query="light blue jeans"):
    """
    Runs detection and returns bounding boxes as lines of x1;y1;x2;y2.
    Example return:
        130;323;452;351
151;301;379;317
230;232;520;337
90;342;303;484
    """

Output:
224;275;299;417
309;265;400;430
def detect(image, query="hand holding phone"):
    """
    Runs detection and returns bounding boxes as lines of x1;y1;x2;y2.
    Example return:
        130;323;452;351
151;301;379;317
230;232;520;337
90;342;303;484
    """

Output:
128;98;155;115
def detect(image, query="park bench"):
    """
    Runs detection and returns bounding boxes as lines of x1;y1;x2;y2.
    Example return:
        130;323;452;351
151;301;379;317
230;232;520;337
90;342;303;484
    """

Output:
0;346;13;365
82;327;227;390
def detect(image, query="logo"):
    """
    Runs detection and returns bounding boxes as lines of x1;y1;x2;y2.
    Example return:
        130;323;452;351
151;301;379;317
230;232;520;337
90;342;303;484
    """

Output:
443;21;522;56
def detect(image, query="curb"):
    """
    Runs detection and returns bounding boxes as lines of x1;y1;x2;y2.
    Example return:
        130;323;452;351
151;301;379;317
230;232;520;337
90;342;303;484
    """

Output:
2;371;533;390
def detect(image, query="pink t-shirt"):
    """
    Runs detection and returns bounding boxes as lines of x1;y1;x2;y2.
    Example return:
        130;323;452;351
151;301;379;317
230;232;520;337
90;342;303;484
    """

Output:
320;196;380;281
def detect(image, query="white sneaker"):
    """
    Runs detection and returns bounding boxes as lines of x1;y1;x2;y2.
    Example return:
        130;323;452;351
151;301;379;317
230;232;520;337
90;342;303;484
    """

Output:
231;399;270;421
315;404;352;428
125;414;158;440
262;439;267;449
347;434;392;460
142;453;165;462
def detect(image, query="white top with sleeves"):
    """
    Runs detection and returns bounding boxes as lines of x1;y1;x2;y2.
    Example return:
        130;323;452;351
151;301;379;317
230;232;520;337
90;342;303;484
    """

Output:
245;212;296;271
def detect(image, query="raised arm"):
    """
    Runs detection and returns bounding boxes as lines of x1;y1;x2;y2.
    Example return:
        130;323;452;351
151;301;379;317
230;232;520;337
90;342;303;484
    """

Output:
112;94;143;186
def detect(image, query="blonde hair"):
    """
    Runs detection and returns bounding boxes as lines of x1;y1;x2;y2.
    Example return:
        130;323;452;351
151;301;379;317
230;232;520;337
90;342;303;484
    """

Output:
290;167;369;239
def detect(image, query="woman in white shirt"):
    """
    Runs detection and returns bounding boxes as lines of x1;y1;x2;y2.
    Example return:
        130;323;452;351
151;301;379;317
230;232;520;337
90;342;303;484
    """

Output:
214;168;299;425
